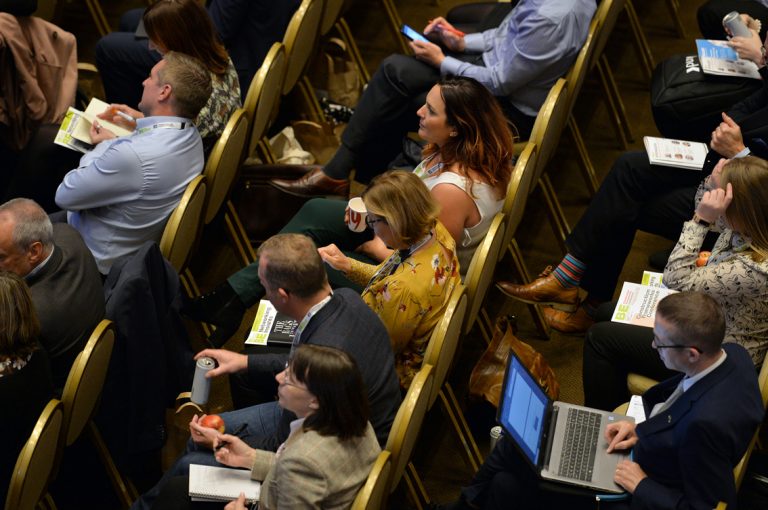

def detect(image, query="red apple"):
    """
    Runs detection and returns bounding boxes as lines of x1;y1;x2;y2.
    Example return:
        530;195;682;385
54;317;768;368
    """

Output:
200;414;225;433
696;251;711;267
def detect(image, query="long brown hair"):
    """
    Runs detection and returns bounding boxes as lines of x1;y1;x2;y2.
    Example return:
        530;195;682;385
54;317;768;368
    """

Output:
422;77;515;197
721;156;768;262
144;0;229;76
0;272;40;360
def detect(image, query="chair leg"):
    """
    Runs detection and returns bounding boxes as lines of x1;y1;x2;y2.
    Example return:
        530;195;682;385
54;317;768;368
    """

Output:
567;116;598;196
336;18;371;84
297;77;326;123
508;238;551;340
380;0;411;54
440;384;483;472
538;175;570;255
84;0;111;37
666;0;687;39
225;200;257;265
404;463;430;509
88;421;139;509
596;56;633;150
624;0;655;80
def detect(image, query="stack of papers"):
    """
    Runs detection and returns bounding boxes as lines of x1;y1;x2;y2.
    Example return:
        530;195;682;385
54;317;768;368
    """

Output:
54;98;133;153
696;39;762;79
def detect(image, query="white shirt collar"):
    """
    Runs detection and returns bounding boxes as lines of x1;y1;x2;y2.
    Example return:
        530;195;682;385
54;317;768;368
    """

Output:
682;349;727;392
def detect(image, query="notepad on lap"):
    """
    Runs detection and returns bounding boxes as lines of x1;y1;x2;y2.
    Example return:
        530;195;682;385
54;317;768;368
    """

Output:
189;464;260;503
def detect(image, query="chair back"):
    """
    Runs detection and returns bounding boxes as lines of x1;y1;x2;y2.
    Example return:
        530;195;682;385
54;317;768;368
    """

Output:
203;109;248;224
350;451;392;510
565;16;598;115
243;43;287;158
60;320;115;446
528;79;569;185
463;214;506;335
385;365;434;493
4;399;64;510
500;143;538;263
733;352;768;489
282;0;324;95
422;285;468;408
320;0;345;35
159;175;207;273
590;0;624;70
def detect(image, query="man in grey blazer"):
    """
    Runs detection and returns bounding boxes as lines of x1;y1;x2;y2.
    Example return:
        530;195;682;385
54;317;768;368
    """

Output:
0;198;105;388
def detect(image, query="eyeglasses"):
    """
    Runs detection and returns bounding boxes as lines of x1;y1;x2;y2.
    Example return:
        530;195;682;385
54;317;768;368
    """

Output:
365;217;387;229
652;336;702;353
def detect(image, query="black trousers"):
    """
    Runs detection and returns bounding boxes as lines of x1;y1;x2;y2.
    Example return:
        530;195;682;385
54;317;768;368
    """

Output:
582;303;675;411
697;0;768;39
459;435;629;510
565;151;707;302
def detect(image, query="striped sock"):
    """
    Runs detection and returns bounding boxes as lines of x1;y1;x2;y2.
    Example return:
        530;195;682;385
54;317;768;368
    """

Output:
552;254;586;288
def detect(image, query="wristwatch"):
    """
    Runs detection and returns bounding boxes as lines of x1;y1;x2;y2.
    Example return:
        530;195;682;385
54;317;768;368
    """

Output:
692;213;711;227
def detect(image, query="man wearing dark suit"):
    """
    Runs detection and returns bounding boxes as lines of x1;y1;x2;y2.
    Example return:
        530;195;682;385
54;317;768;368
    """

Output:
130;233;401;510
0;198;105;389
440;292;764;510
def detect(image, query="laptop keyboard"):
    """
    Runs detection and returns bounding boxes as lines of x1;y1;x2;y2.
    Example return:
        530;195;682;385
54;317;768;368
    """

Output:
557;408;602;482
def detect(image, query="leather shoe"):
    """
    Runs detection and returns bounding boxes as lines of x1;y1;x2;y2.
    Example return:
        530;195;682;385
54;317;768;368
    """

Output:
496;266;578;312
270;167;349;197
543;306;595;335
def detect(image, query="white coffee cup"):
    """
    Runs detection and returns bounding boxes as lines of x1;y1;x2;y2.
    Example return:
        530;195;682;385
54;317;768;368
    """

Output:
347;197;367;232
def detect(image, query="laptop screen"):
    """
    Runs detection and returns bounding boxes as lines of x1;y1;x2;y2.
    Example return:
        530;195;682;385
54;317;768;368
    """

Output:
498;354;550;466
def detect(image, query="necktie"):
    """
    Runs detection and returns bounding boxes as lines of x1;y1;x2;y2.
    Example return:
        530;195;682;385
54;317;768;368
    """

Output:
650;379;685;418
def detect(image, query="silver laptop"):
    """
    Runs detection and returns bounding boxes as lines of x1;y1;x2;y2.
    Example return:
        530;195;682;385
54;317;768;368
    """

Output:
497;351;634;493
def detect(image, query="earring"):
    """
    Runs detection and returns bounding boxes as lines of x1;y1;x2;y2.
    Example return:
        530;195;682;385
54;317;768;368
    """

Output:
450;132;458;137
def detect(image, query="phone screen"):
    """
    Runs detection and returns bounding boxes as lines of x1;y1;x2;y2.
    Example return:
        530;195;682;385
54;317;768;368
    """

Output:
401;24;429;43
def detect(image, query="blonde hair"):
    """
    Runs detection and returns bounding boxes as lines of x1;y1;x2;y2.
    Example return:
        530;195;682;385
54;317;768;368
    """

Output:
160;51;213;119
0;271;40;360
362;171;440;246
721;156;768;262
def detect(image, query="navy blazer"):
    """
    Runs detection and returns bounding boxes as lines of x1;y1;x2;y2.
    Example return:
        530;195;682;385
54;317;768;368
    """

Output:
632;343;764;510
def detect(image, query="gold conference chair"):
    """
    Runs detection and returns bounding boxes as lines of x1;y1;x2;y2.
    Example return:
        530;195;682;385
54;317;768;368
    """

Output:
4;399;64;510
385;365;434;508
350;451;392;510
499;143;550;339
281;0;326;122
159;175;207;297
464;213;506;343
243;43;288;165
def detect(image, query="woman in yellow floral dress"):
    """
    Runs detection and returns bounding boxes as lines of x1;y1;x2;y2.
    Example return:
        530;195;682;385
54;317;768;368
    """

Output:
318;171;461;387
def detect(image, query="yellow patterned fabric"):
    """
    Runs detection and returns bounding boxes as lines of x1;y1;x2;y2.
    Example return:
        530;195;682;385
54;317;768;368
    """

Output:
348;221;460;388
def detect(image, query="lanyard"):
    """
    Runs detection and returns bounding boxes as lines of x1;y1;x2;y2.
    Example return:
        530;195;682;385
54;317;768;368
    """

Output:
136;121;187;134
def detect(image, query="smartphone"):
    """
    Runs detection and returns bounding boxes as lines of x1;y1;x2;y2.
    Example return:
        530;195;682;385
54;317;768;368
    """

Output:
401;24;429;43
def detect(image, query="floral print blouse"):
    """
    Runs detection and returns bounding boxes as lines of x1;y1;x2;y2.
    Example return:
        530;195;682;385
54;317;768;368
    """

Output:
196;58;241;143
663;181;768;366
346;221;460;388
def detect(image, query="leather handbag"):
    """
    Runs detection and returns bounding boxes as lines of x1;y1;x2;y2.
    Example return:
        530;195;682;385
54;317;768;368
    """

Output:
469;315;559;407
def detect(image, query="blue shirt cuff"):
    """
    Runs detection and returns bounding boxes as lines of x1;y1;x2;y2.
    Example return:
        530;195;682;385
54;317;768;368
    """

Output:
733;147;751;158
440;56;463;76
462;33;485;53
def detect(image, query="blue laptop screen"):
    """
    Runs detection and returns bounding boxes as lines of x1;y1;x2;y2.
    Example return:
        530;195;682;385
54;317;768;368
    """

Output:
498;355;549;466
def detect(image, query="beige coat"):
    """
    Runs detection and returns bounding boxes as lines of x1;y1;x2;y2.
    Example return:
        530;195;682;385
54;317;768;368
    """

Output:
0;14;76;150
251;423;380;509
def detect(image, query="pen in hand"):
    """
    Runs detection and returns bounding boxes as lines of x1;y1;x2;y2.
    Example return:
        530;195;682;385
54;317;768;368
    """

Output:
214;423;249;451
115;110;135;123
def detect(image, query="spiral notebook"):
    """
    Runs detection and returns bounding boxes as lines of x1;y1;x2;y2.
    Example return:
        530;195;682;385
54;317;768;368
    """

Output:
189;464;261;503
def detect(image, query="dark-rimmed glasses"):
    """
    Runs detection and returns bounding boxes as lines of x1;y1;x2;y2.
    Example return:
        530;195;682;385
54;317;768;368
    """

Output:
652;336;702;353
366;217;387;229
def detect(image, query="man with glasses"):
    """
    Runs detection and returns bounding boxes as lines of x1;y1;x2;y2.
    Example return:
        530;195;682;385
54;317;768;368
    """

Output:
439;291;763;510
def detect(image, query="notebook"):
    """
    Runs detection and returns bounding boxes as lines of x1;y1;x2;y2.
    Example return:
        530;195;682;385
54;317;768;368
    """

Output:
497;351;634;493
189;464;261;503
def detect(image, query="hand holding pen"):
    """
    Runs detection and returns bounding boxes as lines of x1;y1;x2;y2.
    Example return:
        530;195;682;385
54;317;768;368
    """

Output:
424;17;466;52
98;104;141;130
214;424;257;470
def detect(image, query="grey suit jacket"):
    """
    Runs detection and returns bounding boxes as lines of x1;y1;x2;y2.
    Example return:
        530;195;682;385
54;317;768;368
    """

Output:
26;223;105;388
251;422;380;510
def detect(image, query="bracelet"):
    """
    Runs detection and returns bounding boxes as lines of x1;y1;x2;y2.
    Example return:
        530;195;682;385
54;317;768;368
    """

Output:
692;213;711;227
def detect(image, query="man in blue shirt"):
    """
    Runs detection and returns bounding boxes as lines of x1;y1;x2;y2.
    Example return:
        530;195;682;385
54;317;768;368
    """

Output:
271;0;596;197
55;51;211;274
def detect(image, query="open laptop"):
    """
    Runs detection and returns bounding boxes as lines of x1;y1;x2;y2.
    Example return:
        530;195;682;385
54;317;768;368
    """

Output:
497;351;634;493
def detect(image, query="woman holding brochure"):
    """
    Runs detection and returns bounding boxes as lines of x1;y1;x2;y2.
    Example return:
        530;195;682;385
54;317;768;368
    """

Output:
582;156;768;411
152;344;380;509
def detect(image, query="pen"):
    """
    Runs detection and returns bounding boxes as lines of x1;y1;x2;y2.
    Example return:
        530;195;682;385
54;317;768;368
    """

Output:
115;110;135;123
214;423;249;451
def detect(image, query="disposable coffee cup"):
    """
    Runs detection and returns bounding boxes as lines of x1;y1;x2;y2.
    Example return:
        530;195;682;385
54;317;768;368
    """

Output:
347;197;367;233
